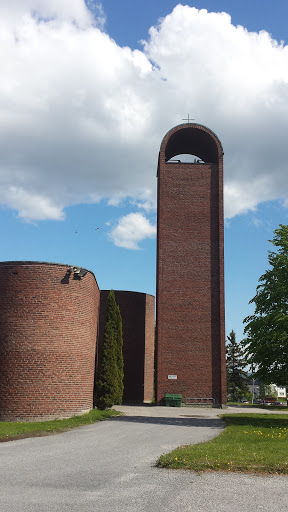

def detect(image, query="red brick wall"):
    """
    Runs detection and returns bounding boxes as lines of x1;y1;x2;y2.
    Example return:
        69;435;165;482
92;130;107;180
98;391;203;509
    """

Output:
156;124;227;405
144;295;155;403
98;291;155;403
0;262;99;421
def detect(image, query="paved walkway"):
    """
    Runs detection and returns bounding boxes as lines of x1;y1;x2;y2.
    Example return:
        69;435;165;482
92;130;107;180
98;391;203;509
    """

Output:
0;405;287;511
115;403;287;417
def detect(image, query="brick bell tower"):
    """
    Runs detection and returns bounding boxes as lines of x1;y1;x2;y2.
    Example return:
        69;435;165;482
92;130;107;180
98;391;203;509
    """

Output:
156;123;226;406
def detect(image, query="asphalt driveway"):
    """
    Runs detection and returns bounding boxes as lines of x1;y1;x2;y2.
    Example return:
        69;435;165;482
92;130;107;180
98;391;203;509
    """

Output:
0;405;287;511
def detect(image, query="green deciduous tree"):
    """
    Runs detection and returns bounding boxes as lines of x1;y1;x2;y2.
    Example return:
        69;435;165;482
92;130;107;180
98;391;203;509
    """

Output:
94;290;124;410
259;383;277;400
226;330;249;401
243;224;288;386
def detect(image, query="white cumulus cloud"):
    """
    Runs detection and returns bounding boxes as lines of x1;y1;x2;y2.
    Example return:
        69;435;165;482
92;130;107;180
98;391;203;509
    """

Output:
0;186;64;221
1;0;95;27
0;2;288;221
109;213;156;250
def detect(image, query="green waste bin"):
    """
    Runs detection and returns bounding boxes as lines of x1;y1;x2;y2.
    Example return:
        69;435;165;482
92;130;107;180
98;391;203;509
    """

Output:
164;393;182;407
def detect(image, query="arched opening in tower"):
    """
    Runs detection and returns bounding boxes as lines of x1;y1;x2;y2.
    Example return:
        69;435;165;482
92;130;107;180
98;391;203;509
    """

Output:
166;154;205;163
164;126;219;163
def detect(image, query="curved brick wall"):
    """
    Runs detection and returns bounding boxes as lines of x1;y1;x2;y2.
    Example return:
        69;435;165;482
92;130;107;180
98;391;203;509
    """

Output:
0;262;99;421
98;291;155;403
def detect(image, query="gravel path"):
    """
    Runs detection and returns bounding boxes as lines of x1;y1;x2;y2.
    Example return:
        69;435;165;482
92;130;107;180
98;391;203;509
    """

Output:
0;405;287;511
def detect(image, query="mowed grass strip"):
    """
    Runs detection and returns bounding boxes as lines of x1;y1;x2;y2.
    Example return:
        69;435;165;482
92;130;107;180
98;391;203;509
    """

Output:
0;409;120;442
228;402;288;411
157;413;288;474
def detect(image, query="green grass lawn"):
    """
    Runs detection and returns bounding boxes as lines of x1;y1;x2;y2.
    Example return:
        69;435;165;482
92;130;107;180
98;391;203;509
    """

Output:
0;409;120;442
157;413;288;474
228;402;288;411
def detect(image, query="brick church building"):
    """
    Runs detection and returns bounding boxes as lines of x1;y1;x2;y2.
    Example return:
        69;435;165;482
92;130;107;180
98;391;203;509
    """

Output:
0;122;226;421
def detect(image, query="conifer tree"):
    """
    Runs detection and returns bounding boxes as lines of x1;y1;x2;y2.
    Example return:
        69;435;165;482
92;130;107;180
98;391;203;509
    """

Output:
114;305;124;404
226;330;249;402
94;290;124;409
94;318;118;410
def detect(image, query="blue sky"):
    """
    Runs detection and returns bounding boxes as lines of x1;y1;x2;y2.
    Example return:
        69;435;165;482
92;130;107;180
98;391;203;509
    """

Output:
1;0;288;342
103;0;288;49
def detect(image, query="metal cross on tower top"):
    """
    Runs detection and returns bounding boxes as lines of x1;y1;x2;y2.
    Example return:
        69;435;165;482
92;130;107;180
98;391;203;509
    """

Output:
182;114;195;123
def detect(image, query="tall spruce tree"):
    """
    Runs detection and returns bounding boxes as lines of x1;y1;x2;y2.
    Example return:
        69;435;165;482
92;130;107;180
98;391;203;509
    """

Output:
94;290;124;409
226;330;249;401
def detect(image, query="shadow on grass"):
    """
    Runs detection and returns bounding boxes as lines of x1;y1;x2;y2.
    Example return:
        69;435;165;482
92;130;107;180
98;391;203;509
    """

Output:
221;414;288;429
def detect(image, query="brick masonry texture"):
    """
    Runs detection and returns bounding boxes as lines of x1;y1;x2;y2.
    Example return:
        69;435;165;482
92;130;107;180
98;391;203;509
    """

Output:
0;262;99;421
156;124;227;405
98;291;155;403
